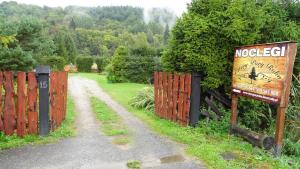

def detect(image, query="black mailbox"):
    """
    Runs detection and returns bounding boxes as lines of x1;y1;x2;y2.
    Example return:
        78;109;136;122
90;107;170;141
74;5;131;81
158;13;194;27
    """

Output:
36;65;51;136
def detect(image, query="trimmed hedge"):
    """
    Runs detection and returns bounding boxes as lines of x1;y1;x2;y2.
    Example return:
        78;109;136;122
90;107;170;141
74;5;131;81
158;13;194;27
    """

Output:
76;56;93;72
95;56;110;72
40;56;66;71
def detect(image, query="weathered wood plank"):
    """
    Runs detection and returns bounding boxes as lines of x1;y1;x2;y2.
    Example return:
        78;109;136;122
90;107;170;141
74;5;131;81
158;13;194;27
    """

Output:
154;72;159;115
177;74;185;124
63;71;68;120
0;72;3;131
158;72;163;117
207;90;231;107
27;72;38;134
58;72;64;126
162;72;168;119
205;96;223;117
172;74;179;121
50;72;57;130
17;72;26;137
3;72;16;135
168;73;173;120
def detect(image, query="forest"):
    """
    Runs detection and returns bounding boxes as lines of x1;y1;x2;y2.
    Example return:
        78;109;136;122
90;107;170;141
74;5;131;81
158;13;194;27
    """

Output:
0;0;300;166
0;1;174;82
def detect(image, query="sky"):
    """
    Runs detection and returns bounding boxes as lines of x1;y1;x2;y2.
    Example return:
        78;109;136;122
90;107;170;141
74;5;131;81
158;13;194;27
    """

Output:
0;0;192;16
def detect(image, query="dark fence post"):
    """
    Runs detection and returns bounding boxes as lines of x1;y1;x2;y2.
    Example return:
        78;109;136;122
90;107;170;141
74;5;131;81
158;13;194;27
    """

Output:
36;65;51;136
189;72;201;127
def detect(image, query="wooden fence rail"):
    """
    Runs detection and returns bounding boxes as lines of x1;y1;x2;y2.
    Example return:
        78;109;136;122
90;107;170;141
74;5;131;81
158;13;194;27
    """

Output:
0;71;68;137
154;72;192;126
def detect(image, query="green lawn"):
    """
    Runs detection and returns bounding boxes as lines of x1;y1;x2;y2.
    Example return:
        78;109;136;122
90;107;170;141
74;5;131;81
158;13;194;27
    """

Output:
91;97;130;145
0;95;76;150
76;73;299;169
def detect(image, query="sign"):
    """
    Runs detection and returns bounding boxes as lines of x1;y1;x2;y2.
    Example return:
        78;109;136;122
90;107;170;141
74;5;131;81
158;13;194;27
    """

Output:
232;42;296;104
230;41;297;156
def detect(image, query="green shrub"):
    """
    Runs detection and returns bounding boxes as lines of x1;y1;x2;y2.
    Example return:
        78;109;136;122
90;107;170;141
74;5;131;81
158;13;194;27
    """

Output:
76;56;93;72
95;56;110;72
40;56;66;71
283;77;300;156
163;0;299;90
106;46;161;83
130;87;154;111
0;46;35;71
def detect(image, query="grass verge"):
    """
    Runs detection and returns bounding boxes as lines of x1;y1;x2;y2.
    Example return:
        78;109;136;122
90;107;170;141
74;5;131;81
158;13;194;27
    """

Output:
0;96;76;150
76;73;299;169
90;96;130;145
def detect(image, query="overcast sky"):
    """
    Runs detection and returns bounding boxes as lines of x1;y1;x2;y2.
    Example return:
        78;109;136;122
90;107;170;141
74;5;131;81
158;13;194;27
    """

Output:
0;0;192;16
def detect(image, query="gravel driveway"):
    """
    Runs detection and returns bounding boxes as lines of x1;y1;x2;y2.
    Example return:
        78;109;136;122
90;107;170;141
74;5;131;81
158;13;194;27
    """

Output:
0;76;205;169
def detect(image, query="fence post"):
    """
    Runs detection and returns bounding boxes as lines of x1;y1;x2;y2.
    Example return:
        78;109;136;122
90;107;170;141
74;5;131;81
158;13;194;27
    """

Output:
36;66;51;136
189;72;201;127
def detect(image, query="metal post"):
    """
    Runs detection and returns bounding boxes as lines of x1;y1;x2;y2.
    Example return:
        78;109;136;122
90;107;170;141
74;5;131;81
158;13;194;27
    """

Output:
36;65;51;136
189;72;201;127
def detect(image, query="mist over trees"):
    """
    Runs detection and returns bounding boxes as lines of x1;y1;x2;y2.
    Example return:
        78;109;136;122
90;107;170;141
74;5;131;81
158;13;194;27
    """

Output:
0;1;176;72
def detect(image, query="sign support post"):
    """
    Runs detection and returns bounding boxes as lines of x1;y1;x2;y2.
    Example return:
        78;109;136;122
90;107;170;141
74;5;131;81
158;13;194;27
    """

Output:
230;93;238;132
274;107;286;156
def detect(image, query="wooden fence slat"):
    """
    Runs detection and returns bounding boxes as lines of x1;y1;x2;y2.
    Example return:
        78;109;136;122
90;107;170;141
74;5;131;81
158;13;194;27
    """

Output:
50;72;56;129
172;74;179;121
184;74;192;126
27;72;38;134
0;72;3;131
3;72;16;135
168;73;173;120
17;72;26;137
154;72;158;115
57;72;61;126
158;72;163;117
63;71;68;120
58;72;63;126
54;72;59;128
178;74;185;124
162;72;168;119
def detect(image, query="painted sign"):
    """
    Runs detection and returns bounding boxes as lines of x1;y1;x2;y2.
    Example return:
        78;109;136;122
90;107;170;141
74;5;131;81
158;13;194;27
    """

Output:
232;42;297;104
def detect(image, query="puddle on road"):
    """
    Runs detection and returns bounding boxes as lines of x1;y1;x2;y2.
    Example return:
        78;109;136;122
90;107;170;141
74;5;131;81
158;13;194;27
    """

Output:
160;154;185;164
220;151;238;161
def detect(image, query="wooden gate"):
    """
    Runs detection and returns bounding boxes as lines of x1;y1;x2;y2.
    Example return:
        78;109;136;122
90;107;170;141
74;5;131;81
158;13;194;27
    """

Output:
154;72;192;126
0;71;68;137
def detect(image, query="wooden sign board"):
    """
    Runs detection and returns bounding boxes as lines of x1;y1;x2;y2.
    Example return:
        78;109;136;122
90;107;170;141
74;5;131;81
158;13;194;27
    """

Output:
232;42;296;105
230;41;297;156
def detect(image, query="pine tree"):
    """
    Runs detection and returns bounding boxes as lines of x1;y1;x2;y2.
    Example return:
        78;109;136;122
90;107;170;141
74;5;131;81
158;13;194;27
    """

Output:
248;67;258;84
69;18;76;31
163;24;170;45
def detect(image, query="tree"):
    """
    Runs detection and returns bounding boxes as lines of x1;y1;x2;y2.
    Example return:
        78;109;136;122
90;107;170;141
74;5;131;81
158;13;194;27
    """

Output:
163;24;170;45
0;46;35;71
69;18;76;31
54;29;77;63
163;0;299;90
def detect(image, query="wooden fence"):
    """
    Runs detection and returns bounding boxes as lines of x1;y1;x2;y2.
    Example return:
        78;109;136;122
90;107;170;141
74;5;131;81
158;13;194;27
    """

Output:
0;71;68;137
154;72;192;126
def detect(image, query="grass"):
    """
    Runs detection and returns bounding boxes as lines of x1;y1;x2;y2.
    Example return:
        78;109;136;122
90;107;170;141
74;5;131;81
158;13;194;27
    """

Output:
75;73;299;169
90;96;130;145
126;160;141;169
0;96;76;150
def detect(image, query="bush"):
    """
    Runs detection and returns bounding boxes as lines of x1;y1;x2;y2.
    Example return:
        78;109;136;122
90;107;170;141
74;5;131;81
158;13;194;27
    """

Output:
0;46;35;71
76;56;93;72
130;87;154;111
163;0;299;90
40;56;66;71
106;46;161;83
95;56;110;72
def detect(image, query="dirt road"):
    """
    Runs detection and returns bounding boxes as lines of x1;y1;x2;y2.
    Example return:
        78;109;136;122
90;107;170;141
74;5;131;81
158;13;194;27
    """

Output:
0;76;205;169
